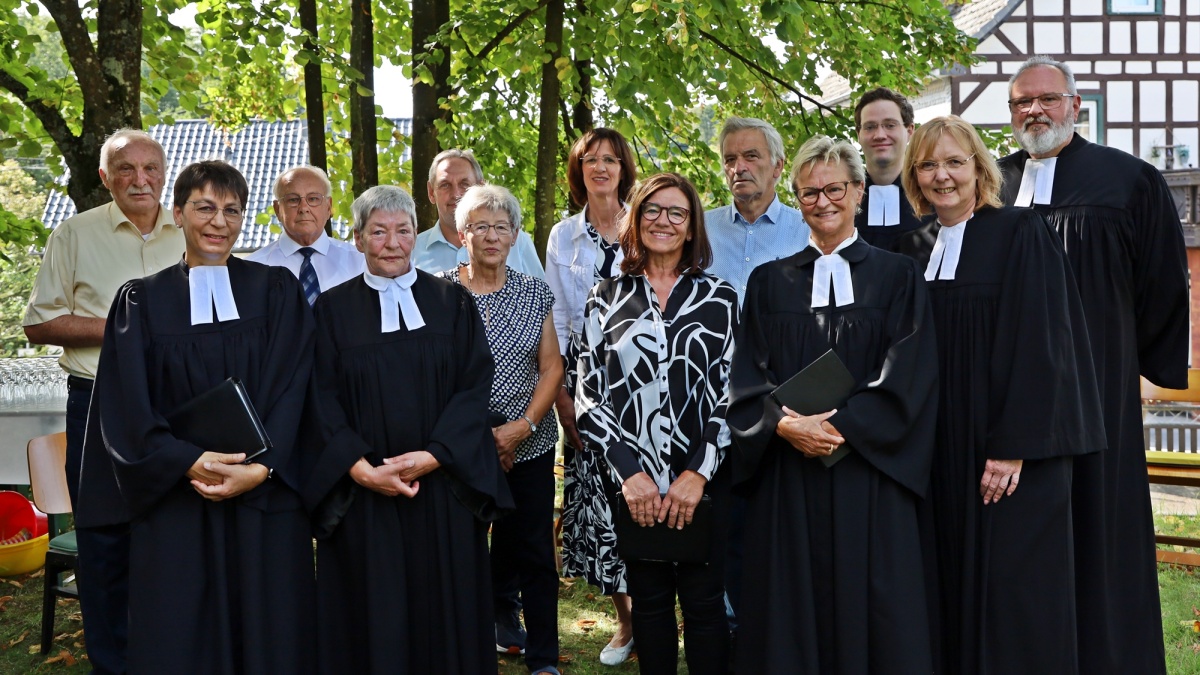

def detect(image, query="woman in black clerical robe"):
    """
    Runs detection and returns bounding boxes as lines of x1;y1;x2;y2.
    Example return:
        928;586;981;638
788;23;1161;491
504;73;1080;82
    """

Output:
301;185;510;674
894;116;1104;674
728;136;938;674
80;161;316;674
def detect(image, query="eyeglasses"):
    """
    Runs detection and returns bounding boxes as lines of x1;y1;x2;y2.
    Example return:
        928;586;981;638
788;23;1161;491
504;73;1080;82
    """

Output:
582;155;622;168
1007;93;1074;113
466;221;515;237
914;154;976;174
187;200;244;222
279;194;328;208
641;202;689;225
860;121;902;134
795;181;855;206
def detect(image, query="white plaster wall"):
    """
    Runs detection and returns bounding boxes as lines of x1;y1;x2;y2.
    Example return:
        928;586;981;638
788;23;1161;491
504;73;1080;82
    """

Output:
1165;23;1181;53
1127;61;1154;73
1036;0;1065;15
1034;22;1066;53
1141;81;1167;122
1072;0;1105;15
1072;23;1105;53
960;82;1013;125
1111;22;1132;53
1109;128;1134;155
1000;24;1028;52
978;34;1009;55
1175;128;1198;168
1160;61;1185;73
1138;21;1160;52
1142;127;1168;166
1175;80;1199;121
1109;81;1135;121
1188;21;1199;53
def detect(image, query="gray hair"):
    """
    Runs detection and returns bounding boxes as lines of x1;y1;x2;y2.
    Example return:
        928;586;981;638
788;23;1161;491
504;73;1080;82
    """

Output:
100;129;165;176
455;184;522;233
273;165;332;200
427;148;485;184
1009;55;1078;96
718;117;787;166
351;185;418;234
789;136;866;197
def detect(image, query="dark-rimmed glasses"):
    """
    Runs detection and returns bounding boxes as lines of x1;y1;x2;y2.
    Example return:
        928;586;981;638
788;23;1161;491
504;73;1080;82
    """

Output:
914;154;976;174
187;200;244;223
641;202;689;225
795;182;854;206
1007;93;1074;113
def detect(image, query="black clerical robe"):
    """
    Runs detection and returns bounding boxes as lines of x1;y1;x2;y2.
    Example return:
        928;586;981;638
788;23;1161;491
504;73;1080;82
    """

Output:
1000;134;1189;675
854;174;926;251
78;257;316;674
302;272;510;675
728;240;938;674
894;206;1105;674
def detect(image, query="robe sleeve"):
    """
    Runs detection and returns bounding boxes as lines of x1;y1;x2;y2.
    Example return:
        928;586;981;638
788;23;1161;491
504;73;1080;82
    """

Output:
827;257;939;497
238;268;315;510
575;285;644;483
1131;163;1190;389
985;210;1106;460
727;265;788;486
94;281;208;518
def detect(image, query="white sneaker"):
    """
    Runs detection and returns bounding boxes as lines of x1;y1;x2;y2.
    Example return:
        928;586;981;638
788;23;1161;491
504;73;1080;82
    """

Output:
599;637;634;666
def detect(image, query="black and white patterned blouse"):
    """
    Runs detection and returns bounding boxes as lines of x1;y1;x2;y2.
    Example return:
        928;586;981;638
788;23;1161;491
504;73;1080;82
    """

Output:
576;272;738;491
442;266;559;462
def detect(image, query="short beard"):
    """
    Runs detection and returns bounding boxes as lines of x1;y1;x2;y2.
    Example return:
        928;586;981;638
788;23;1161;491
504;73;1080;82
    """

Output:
1014;110;1076;155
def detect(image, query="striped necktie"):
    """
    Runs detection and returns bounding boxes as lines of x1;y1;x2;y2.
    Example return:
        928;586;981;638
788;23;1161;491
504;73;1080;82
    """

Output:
298;247;320;305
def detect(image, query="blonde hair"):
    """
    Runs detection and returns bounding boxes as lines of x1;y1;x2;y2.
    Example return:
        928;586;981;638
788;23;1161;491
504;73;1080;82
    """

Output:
788;135;865;200
901;116;1003;218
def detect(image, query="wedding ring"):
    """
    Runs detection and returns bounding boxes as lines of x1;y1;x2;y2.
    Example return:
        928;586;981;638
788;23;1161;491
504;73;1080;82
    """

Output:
829;443;835;452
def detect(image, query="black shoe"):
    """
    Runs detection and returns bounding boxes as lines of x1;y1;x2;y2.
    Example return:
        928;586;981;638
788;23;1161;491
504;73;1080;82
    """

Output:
496;608;527;655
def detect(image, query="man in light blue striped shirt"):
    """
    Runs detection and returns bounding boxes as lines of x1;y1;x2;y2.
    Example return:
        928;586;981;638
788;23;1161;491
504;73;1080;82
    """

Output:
704;117;809;305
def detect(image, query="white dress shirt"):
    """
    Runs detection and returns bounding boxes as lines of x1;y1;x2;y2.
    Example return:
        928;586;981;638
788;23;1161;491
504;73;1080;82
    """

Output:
246;230;365;293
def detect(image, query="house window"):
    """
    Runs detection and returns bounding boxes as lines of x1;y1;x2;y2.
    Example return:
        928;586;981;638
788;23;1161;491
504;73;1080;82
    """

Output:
1108;0;1162;14
1075;97;1104;144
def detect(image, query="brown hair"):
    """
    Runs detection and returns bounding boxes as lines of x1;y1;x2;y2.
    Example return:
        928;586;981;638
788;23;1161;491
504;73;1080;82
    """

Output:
900;115;1004;218
619;172;712;277
853;87;915;129
566;128;637;210
173;160;249;209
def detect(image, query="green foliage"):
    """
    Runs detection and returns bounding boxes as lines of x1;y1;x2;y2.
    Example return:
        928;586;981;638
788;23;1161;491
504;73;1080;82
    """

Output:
0;160;48;248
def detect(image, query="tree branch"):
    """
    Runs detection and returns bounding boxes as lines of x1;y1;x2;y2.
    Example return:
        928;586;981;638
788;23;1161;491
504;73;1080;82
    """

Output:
39;0;107;114
448;0;552;96
696;28;841;117
0;70;80;166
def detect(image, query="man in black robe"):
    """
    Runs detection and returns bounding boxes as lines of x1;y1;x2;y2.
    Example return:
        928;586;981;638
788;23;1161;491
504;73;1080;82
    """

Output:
853;88;925;251
999;55;1189;675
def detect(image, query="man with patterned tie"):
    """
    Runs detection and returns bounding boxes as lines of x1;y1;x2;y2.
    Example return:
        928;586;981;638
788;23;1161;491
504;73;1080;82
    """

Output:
998;54;1189;675
248;165;365;301
852;87;925;251
24;128;185;675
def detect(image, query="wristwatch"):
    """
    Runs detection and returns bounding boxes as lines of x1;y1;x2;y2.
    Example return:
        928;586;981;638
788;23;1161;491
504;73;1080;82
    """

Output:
521;414;538;434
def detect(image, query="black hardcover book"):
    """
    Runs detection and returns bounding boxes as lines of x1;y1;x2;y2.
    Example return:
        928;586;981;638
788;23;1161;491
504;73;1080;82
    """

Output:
771;349;856;467
165;377;271;462
615;493;712;563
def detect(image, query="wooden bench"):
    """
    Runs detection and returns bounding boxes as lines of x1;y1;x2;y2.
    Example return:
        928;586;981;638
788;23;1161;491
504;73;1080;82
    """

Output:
1142;370;1200;567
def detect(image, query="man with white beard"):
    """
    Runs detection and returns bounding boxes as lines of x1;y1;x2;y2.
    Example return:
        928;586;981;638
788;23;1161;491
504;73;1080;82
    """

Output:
999;55;1188;675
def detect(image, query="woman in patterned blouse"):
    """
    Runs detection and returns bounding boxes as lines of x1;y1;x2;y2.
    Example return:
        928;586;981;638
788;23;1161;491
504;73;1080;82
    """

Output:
576;172;738;675
548;127;639;665
440;184;564;675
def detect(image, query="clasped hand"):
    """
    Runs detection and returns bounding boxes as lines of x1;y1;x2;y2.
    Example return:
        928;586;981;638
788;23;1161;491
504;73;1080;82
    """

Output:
187;452;269;502
621;470;706;529
777;407;844;458
350;451;440;498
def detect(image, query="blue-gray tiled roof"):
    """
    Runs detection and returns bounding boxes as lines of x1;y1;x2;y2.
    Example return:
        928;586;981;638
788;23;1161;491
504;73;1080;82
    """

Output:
41;118;413;252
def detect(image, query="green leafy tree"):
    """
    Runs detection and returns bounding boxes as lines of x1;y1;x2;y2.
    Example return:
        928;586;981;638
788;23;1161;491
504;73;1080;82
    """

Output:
0;160;48;356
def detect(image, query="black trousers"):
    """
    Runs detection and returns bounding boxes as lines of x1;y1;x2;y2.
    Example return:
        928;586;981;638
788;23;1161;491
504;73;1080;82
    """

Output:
68;376;130;675
624;468;730;675
491;450;559;671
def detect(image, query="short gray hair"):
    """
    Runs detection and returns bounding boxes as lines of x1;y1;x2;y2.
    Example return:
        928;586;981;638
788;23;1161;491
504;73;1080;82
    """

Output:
1009;55;1078;97
718;117;786;166
100;129;165;176
427;149;485;184
455;184;522;233
351;185;418;234
273;165;332;200
789;136;866;198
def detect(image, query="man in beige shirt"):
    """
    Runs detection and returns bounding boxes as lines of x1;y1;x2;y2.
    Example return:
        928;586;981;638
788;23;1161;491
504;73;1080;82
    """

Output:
24;128;183;675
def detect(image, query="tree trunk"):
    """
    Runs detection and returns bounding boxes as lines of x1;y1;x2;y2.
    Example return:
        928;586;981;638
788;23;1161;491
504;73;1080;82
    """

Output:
411;0;451;231
349;0;378;196
571;0;593;136
533;0;565;260
297;0;332;235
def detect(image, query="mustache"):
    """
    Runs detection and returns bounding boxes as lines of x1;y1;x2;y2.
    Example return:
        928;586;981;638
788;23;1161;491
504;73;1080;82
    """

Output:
1022;115;1053;130
126;187;154;196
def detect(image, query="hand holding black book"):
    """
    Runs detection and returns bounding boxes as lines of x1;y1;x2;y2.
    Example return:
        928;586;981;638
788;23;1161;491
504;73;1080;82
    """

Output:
165;377;272;462
771;349;856;467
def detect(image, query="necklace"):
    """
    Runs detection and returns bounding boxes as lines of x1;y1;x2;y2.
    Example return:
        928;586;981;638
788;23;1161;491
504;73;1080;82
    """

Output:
462;265;494;329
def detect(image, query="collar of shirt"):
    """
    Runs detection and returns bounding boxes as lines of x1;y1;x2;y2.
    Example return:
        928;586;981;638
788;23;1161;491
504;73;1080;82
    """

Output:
807;231;859;307
362;268;426;332
108;201;175;239
420;221;462;252
188;264;240;325
277;230;332;257
730;193;785;227
925;216;970;281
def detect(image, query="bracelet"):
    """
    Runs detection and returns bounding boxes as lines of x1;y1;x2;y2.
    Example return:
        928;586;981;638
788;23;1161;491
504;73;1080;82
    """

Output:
521;414;538;434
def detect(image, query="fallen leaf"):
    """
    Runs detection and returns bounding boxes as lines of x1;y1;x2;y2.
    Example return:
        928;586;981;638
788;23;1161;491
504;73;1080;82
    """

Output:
0;595;13;612
559;654;573;664
27;644;39;654
574;618;597;632
44;649;76;666
1193;605;1200;617
585;593;595;601
5;580;22;589
5;629;28;649
28;568;44;579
